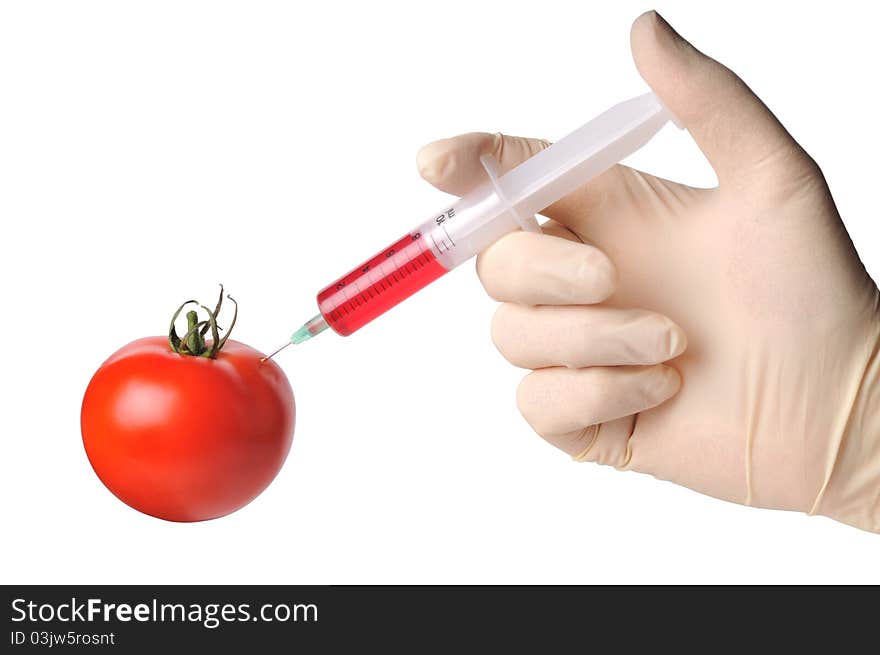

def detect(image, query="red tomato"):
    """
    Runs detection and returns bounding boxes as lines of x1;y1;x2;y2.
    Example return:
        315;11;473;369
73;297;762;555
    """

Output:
81;336;294;522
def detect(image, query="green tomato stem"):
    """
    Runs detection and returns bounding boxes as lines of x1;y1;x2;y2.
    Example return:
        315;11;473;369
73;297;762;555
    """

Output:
168;285;238;358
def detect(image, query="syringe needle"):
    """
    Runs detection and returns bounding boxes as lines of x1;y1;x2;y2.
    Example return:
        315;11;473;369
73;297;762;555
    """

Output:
261;342;292;363
261;314;329;362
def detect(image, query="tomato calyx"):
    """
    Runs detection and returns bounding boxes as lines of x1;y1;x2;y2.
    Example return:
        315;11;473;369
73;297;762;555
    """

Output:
168;285;239;358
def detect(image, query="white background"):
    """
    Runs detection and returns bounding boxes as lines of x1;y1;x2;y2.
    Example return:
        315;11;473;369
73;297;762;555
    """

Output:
2;1;878;584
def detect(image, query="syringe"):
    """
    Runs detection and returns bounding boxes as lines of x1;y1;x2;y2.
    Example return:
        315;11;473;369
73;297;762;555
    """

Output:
263;92;676;360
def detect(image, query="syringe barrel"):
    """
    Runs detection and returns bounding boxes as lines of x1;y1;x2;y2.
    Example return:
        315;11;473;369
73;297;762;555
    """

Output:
316;181;522;336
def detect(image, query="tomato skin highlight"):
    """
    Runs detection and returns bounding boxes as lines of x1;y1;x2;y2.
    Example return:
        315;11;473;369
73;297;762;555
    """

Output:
81;337;295;522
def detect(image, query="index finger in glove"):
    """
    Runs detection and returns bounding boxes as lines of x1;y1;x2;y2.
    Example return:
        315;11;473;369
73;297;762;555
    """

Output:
416;132;643;226
417;132;549;196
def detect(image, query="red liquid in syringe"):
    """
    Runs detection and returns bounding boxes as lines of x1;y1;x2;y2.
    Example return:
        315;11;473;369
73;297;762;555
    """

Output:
316;231;449;336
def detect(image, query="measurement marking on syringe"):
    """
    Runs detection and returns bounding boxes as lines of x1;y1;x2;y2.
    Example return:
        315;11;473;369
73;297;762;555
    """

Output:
430;234;445;254
442;225;456;247
324;244;444;324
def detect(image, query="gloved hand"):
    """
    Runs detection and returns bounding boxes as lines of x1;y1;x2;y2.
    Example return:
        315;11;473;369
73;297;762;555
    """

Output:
416;11;880;532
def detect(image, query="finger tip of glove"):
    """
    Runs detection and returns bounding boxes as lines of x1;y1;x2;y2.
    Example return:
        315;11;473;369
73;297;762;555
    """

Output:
417;132;495;193
565;241;617;303
630;10;695;107
631;9;679;51
585;250;618;302
654;364;682;401
635;363;682;413
630;10;663;54
666;322;688;359
637;313;688;364
515;370;547;433
631;9;660;35
416;140;451;186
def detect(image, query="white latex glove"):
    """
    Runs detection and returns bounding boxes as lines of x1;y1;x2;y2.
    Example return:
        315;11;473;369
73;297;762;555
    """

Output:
417;11;880;532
